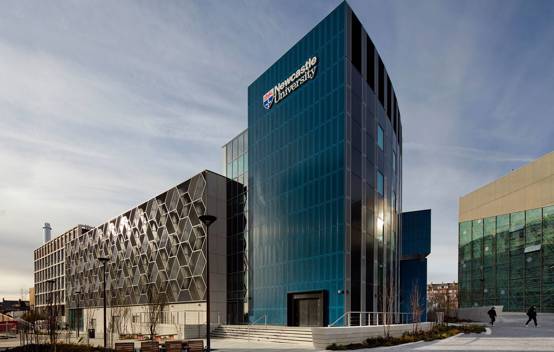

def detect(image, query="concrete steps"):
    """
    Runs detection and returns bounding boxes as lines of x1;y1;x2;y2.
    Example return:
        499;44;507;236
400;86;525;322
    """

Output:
212;324;313;344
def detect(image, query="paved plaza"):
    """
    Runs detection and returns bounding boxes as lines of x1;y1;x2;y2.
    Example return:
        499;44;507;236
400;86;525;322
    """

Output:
1;313;554;351
212;313;554;352
346;312;554;352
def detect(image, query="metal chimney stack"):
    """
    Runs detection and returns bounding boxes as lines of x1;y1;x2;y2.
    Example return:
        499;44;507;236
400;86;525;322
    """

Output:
43;223;52;243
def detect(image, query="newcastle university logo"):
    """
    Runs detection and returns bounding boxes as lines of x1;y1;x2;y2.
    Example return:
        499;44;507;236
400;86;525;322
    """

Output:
263;89;274;109
262;56;318;110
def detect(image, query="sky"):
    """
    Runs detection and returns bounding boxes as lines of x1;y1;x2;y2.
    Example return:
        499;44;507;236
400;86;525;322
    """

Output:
0;0;553;300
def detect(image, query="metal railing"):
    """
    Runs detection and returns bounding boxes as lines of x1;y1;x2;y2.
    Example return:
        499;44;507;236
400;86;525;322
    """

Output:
328;311;416;327
247;315;267;340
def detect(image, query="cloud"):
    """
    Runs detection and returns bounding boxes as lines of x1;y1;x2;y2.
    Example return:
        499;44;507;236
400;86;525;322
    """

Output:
0;0;553;298
348;0;554;284
0;0;331;298
0;1;255;298
404;143;536;164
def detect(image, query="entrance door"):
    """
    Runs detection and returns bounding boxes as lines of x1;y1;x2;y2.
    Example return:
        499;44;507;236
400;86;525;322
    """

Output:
287;290;327;326
295;298;319;326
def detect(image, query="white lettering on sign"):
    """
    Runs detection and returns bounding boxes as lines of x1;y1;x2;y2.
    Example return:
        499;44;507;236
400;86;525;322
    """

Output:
263;56;318;110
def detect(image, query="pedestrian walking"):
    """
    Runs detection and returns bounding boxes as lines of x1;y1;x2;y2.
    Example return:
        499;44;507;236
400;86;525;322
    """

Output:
487;306;497;326
525;305;538;327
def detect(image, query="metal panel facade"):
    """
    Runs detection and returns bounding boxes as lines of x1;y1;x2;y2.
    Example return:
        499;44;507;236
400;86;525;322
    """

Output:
248;2;403;325
65;172;221;309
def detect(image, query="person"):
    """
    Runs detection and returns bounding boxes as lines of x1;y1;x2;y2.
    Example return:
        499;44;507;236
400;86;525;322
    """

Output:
525;305;538;327
487;306;497;326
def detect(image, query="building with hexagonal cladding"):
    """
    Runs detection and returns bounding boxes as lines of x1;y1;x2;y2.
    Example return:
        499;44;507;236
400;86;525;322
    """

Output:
63;170;242;338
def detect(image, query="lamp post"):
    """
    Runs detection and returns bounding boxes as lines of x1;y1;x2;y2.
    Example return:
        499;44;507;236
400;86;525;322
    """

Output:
74;290;81;338
198;214;217;352
98;256;110;351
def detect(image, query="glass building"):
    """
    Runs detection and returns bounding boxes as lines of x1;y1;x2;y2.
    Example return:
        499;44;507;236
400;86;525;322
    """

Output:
248;2;403;326
222;130;249;324
459;206;554;311
458;151;554;312
34;225;92;320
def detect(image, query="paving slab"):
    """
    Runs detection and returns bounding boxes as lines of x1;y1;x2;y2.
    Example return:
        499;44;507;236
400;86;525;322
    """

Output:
212;338;318;352
6;313;554;352
346;313;554;352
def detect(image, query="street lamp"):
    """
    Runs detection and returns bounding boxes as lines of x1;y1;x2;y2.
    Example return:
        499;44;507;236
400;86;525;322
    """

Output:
98;256;110;351
198;214;217;352
74;290;81;338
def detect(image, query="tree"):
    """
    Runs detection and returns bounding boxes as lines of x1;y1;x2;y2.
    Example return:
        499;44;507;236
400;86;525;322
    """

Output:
19;310;45;348
18;310;47;345
410;280;422;333
109;306;132;345
427;284;456;321
47;292;58;346
86;308;99;345
146;287;167;341
382;282;396;338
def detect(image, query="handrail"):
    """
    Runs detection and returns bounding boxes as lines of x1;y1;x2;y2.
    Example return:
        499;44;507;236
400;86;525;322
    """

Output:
247;314;267;340
250;314;268;326
329;312;349;327
328;311;416;327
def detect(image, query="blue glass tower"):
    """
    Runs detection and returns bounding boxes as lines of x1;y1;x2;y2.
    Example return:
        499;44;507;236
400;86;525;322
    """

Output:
248;2;403;326
400;209;431;322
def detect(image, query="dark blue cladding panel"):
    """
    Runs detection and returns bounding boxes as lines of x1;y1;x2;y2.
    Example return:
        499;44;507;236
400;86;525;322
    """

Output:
401;209;431;257
400;258;427;321
400;209;431;321
248;3;347;325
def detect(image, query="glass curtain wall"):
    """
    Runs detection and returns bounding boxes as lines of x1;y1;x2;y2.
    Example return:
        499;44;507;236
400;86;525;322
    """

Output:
223;130;249;324
458;205;554;312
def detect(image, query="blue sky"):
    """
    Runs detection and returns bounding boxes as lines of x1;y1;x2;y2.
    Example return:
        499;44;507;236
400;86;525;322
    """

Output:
0;0;553;299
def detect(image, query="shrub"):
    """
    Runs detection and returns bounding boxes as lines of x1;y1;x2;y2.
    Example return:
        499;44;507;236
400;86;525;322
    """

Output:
326;324;485;350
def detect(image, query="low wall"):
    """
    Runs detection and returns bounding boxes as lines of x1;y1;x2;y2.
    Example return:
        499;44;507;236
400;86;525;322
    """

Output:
457;306;503;322
183;324;220;339
311;322;433;349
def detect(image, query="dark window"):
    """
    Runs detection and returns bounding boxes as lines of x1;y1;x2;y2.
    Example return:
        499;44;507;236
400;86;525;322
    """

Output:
352;149;362;176
378;57;384;106
351;174;362;312
398;119;402;150
366;158;374;187
352;90;362;125
392;95;397;133
352;121;362;152
377;125;384;150
366;35;375;91
351;14;362;72
377;171;384;195
393;98;399;135
387;75;392;120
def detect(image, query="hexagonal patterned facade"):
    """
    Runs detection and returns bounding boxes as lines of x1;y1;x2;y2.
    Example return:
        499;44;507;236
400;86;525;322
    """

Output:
66;172;221;309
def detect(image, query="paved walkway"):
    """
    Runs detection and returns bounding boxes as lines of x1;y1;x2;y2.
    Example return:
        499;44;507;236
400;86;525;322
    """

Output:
212;339;316;352
213;313;554;352
3;313;554;351
342;313;554;352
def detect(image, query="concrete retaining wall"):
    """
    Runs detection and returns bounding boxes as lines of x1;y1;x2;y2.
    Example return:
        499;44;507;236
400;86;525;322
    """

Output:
457;306;503;322
311;322;433;349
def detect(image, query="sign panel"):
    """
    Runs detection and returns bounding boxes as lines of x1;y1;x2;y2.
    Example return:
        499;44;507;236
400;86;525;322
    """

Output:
263;56;318;109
